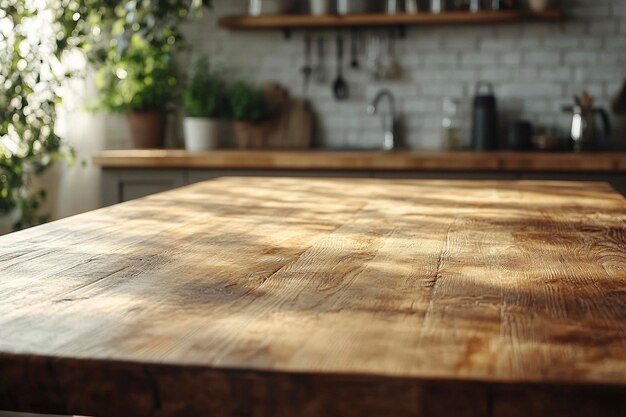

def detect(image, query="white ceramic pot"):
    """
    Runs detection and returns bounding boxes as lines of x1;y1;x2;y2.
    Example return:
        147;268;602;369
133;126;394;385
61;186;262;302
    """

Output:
310;0;331;15
183;118;223;152
528;0;550;12
0;207;21;236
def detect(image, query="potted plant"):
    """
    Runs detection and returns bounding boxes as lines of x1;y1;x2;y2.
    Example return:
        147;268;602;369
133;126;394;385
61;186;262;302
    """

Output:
228;81;272;149
0;158;21;235
182;59;228;152
1;2;76;233
97;37;177;149
59;1;215;150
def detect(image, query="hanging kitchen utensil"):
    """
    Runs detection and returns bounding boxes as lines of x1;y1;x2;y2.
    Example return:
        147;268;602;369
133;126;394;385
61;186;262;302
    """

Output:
350;30;360;70
314;36;327;84
333;36;349;101
385;30;401;80
301;34;313;95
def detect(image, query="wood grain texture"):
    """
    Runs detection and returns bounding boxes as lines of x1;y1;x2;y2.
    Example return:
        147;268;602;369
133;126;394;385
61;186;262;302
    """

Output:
218;10;563;30
0;178;625;416
92;149;626;172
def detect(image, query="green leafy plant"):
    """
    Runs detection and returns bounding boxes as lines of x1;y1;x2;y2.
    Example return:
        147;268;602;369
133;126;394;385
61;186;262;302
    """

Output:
96;36;177;113
55;1;213;59
182;58;228;119
0;0;212;230
0;0;74;229
0;156;21;214
228;81;271;124
56;0;213;112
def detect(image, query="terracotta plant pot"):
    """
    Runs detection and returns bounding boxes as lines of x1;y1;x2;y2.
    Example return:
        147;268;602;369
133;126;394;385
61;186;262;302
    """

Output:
127;111;166;149
233;121;272;149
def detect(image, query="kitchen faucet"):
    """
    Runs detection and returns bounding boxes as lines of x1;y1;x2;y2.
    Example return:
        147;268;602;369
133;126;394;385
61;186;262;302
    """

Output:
367;89;398;151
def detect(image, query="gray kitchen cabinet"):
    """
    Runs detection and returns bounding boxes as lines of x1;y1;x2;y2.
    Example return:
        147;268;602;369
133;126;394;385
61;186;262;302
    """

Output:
187;169;372;184
102;169;187;207
101;168;626;206
102;169;372;206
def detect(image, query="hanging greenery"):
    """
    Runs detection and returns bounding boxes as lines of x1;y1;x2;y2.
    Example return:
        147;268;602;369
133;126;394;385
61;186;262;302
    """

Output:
0;0;211;231
0;0;73;229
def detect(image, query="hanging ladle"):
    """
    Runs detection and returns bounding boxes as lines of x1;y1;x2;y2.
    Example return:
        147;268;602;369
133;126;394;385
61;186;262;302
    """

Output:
333;35;349;101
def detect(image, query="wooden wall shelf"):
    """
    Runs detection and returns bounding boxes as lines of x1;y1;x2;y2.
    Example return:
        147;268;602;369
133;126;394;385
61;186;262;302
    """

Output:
218;10;563;31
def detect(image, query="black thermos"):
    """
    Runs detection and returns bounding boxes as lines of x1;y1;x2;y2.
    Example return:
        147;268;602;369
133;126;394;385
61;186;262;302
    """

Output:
471;81;498;150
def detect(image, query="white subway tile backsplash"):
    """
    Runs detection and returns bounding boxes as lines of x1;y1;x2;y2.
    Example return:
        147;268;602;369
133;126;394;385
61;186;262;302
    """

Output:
524;51;561;66
184;0;626;150
499;83;563;98
461;52;499;67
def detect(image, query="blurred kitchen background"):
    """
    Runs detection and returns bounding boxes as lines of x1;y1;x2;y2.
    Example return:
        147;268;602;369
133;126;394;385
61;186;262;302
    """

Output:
2;0;626;231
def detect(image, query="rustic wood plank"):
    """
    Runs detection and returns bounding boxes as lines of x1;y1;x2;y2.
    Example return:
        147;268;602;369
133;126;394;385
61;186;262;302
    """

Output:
0;178;625;417
92;149;626;173
217;10;563;30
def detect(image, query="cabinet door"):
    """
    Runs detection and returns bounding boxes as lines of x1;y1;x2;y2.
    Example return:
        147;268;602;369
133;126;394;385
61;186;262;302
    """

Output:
187;169;371;184
102;169;186;206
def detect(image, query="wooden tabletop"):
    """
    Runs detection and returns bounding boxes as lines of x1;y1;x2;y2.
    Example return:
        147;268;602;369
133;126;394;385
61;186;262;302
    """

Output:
93;149;626;172
1;178;625;417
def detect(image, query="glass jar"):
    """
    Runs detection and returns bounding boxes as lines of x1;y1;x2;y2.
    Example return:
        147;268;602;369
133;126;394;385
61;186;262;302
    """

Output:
441;98;463;150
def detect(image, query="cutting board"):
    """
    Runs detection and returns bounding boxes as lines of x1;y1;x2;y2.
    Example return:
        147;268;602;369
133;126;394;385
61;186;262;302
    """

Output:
238;83;314;150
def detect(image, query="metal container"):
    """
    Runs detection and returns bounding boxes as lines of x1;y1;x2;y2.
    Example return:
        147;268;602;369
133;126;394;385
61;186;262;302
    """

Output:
310;0;331;15
406;0;420;13
337;0;370;15
471;81;499;150
249;0;292;16
431;0;445;14
386;0;400;14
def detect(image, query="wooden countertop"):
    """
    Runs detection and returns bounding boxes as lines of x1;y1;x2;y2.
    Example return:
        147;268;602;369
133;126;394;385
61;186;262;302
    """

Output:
93;149;626;172
1;178;625;417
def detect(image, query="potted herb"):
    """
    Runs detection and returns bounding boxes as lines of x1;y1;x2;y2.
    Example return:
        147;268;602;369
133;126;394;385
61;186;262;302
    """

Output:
182;59;228;152
228;81;271;149
97;38;177;149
